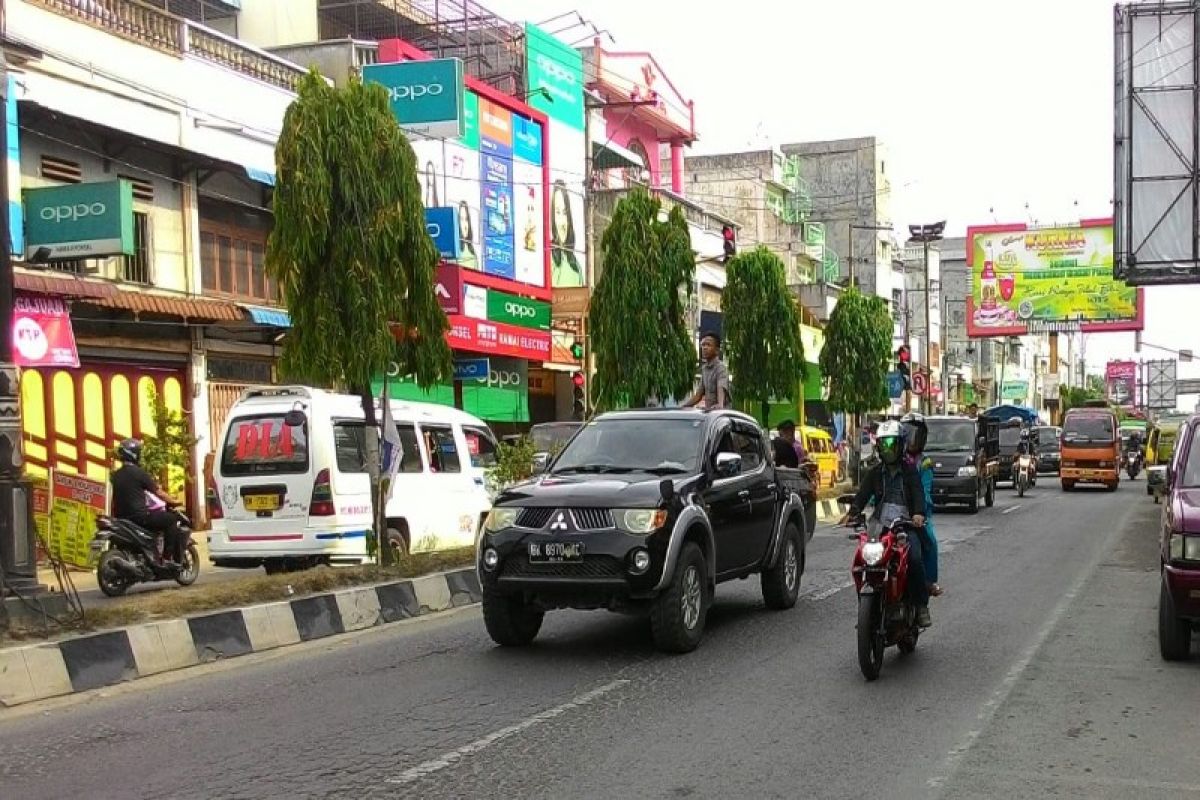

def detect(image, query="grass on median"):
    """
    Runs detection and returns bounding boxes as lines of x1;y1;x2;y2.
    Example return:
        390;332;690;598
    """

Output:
3;547;476;644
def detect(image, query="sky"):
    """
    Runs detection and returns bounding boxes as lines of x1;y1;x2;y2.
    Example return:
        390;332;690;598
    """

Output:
499;0;1200;399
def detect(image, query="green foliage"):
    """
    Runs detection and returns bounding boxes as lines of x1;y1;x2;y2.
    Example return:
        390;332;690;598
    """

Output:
722;246;806;418
818;287;892;414
266;70;452;402
139;388;198;496
589;189;696;409
486;436;539;494
1060;384;1102;414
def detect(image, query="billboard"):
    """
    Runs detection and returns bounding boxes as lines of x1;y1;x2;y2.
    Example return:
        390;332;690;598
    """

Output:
1105;360;1137;408
1114;2;1200;285
409;89;548;291
362;58;465;139
24;180;135;260
525;24;587;290
966;221;1144;338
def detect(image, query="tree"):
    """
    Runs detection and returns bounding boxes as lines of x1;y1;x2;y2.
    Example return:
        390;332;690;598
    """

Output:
140;387;198;497
818;287;892;415
722;246;806;423
267;70;451;564
589;188;695;409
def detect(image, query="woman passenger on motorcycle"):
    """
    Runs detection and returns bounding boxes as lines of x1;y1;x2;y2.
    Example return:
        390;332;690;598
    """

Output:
901;414;941;598
843;421;933;628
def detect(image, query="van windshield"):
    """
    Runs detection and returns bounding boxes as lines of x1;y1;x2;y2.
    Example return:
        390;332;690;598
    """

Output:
925;420;976;451
222;415;309;476
1063;415;1115;445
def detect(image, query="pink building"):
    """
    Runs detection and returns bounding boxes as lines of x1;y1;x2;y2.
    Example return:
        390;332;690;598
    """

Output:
581;42;697;194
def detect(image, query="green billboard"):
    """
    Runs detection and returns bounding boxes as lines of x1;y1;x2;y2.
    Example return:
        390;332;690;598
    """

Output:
24;180;135;260
524;23;585;130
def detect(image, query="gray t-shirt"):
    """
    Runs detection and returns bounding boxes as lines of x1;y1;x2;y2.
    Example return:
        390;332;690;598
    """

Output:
700;357;731;408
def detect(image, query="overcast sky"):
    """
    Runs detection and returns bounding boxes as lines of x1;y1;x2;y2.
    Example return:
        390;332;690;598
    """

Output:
502;0;1200;393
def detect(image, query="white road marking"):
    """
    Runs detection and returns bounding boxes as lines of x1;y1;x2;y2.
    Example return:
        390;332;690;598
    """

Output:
804;581;854;601
387;679;631;785
1001;505;1020;514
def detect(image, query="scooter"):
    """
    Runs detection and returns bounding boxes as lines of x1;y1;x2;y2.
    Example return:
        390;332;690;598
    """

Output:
1125;450;1142;480
840;499;922;681
90;504;199;597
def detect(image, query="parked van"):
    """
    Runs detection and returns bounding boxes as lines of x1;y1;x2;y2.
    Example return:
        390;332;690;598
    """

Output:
207;386;497;573
801;426;839;488
1060;404;1120;491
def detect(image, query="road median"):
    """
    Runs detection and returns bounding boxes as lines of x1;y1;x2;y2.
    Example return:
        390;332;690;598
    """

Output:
0;549;479;708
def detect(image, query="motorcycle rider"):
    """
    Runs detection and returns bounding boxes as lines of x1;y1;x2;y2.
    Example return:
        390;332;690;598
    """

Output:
843;420;933;628
1124;430;1144;471
900;413;942;598
110;438;183;566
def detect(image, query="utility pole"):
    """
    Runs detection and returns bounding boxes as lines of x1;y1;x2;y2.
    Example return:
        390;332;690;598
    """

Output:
907;222;945;415
0;3;40;599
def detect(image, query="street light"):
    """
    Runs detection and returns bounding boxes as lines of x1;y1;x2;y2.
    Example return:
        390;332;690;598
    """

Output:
907;221;946;415
847;222;895;289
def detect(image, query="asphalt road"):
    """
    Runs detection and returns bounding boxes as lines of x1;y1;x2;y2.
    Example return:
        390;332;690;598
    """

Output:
2;476;1197;800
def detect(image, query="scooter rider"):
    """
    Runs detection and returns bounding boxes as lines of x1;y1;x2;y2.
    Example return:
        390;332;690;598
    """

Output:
110;438;183;566
843;420;933;628
900;412;942;598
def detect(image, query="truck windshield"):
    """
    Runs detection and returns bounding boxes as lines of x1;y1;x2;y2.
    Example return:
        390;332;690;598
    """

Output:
925;420;975;451
552;418;702;474
1063;415;1115;444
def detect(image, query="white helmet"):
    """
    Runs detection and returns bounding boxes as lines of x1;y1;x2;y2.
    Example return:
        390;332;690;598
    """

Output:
875;421;903;465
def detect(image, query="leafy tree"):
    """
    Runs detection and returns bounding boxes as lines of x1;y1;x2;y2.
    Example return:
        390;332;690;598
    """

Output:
589;189;695;409
267;70;451;564
818;287;892;414
722;246;806;423
140;387;198;497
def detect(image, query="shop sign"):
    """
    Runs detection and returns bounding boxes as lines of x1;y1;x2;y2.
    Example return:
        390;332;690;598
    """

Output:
24;180;135;260
363;58;465;138
453;357;489;381
48;470;108;568
435;263;462;314
425;207;461;260
12;293;79;368
208;355;273;384
552;287;589;316
445;314;551;361
486;289;550;330
524;23;585;130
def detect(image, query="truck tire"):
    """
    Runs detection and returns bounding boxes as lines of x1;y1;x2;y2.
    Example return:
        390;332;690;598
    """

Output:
762;523;802;610
651;542;708;653
482;588;544;647
1159;579;1192;661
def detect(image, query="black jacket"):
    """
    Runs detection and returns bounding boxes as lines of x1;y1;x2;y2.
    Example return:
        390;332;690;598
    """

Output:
849;461;926;520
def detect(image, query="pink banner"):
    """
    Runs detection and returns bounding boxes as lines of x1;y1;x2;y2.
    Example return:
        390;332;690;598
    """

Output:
12;293;79;368
1105;360;1137;408
445;314;551;361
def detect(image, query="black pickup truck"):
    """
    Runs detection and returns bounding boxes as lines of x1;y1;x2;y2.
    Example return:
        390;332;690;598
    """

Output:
477;408;810;653
925;415;999;513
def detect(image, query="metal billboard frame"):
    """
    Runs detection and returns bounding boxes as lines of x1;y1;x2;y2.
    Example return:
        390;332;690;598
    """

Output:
1114;2;1200;285
1145;358;1178;409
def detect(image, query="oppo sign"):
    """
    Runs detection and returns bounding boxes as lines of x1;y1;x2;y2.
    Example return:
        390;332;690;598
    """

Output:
24;180;136;261
363;58;465;139
40;202;107;223
504;301;537;319
385;83;444;102
485;288;550;329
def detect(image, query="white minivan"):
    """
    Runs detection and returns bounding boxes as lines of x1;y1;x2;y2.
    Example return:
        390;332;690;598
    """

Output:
207;386;498;573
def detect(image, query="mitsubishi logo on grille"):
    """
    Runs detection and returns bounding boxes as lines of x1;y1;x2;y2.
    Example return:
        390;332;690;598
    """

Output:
549;511;569;532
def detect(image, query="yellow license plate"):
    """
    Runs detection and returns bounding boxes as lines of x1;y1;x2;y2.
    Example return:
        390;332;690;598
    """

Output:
244;494;280;512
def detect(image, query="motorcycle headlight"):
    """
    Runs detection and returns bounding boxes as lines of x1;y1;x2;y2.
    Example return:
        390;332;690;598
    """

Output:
957;465;977;477
483;507;521;532
615;508;668;535
862;541;885;566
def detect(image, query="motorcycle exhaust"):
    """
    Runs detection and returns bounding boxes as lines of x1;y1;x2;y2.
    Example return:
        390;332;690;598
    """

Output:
107;553;142;575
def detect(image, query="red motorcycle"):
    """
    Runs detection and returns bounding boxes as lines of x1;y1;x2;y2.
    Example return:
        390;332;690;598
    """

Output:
841;498;921;680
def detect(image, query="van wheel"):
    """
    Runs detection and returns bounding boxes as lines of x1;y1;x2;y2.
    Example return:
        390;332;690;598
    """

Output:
264;560;287;575
1159;578;1192;661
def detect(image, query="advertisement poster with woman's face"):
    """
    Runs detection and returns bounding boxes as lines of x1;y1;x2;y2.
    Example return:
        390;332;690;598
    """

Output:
444;141;480;271
410;139;445;213
513;159;544;287
549;125;586;288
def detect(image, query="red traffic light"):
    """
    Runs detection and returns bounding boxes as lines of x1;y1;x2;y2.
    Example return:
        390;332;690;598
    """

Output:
572;372;585;387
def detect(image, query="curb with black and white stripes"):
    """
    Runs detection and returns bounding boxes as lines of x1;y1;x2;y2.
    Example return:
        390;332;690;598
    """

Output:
0;568;481;708
812;498;844;521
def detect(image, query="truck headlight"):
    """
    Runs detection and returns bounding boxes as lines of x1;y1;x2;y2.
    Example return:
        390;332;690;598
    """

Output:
957;465;977;477
484;507;520;532
862;541;885;566
1170;533;1200;562
616;508;668;534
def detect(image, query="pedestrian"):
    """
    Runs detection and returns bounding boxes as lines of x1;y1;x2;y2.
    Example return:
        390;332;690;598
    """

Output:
681;332;731;410
771;419;806;467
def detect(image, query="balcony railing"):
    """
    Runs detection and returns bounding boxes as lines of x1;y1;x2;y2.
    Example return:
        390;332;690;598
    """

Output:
31;0;308;92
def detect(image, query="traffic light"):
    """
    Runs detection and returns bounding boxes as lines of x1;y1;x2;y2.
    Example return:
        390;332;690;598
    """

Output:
570;339;584;360
722;225;736;262
896;345;912;388
572;371;586;420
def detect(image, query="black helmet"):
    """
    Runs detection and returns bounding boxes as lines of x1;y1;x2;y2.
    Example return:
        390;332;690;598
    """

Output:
899;412;928;455
117;438;143;465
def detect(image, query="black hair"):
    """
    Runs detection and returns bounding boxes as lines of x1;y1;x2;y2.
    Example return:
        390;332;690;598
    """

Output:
701;331;721;348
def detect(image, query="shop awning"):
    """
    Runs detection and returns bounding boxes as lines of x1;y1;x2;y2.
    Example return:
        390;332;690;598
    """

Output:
15;270;119;300
83;290;244;322
591;138;645;171
242;305;290;327
244;167;276;187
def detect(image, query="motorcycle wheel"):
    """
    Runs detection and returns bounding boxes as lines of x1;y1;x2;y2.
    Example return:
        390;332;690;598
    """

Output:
857;594;884;681
176;543;200;586
97;549;132;597
1018;475;1026;497
984;479;995;508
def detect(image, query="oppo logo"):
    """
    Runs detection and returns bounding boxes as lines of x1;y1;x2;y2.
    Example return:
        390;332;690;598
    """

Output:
487;369;522;388
536;55;577;85
41;202;106;223
426;222;442;238
386;83;444;102
504;301;537;319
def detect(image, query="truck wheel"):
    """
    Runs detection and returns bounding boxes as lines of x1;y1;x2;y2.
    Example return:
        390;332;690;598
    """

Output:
482;588;544;647
651;542;708;653
1159;579;1192;661
1062;480;1075;492
984;479;995;508
762;523;802;610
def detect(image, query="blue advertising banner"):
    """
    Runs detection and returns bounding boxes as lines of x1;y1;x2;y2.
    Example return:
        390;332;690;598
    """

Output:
482;154;515;279
424;207;461;260
453;357;490;381
513;116;543;166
